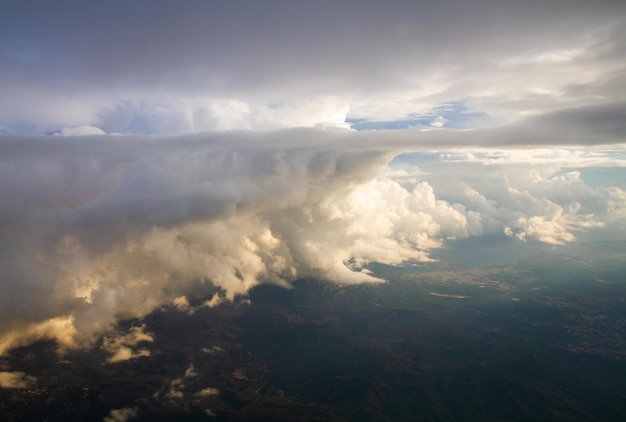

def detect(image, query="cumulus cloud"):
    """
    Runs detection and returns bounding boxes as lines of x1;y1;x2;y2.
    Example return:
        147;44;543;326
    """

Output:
0;132;382;353
0;128;624;355
103;407;138;422
0;371;37;389
172;296;191;313
196;387;220;398
102;325;153;363
0;317;78;357
153;363;201;404
203;294;225;308
390;147;626;245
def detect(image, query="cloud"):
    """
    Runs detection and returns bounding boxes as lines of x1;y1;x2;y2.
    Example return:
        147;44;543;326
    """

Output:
103;407;138;422
202;346;224;355
0;317;78;356
1;1;624;133
0;129;624;355
172;296;191;313
185;364;198;378
390;147;626;244
0;132;386;353
1;1;625;401
154;363;201;404
0;371;37;389
94;97;352;134
56;125;106;136
149;369;221;414
203;294;225;308
102;325;153;363
196;387;220;398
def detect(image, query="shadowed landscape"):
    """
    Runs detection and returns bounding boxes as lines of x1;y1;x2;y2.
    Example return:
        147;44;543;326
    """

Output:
2;241;625;421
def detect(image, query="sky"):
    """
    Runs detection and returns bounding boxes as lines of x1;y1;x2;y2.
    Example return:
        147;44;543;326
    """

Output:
1;0;625;360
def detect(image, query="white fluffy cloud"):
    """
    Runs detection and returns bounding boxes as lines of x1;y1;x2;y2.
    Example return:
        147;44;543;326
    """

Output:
389;147;626;245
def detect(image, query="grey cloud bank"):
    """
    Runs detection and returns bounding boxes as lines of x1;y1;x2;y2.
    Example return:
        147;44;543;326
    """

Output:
1;129;625;354
1;0;625;133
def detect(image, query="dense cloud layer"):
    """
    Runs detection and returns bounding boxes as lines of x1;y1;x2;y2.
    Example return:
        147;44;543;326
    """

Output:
1;129;625;354
1;1;625;133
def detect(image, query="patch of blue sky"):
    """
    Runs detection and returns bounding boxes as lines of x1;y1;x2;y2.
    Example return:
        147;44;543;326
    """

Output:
347;101;494;131
561;167;626;190
388;151;443;166
346;119;425;130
